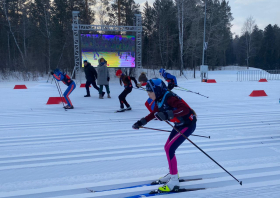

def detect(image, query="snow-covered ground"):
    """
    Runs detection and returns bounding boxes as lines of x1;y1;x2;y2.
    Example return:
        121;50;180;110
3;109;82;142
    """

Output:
0;70;280;198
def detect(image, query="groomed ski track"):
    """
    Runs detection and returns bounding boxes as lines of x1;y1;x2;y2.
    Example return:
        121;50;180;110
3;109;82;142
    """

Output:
0;71;280;197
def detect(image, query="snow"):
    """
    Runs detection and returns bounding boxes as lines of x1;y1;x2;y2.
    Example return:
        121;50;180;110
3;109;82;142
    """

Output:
0;69;280;197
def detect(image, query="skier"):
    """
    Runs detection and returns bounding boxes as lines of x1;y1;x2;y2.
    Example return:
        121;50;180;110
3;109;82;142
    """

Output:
132;78;197;193
51;69;76;109
159;68;178;90
138;72;148;86
115;69;139;112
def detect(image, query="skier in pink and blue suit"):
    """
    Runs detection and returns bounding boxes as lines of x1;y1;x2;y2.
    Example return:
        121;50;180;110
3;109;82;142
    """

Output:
132;78;197;193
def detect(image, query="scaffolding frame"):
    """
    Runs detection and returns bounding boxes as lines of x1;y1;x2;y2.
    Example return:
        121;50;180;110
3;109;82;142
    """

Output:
72;11;142;80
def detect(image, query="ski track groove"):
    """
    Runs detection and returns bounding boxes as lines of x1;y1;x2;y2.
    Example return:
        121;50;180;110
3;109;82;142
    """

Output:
2;165;280;198
0;134;279;160
0;119;279;147
0;99;278;116
1;109;280;124
0;136;280;171
1;96;280;197
0;115;279;132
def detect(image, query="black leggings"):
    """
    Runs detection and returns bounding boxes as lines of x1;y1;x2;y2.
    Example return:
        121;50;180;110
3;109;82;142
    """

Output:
119;88;132;108
86;80;99;95
165;123;196;175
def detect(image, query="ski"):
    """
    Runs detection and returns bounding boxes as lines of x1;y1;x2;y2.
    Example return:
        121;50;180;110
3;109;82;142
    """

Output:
148;187;206;195
87;178;202;193
86;188;94;193
115;110;126;113
151;177;202;185
126;188;206;198
115;108;131;113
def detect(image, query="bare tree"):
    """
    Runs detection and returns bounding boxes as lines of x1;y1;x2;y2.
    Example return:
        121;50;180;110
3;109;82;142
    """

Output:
242;16;255;69
7;31;11;64
3;1;26;69
183;0;202;78
176;0;184;75
43;3;51;73
22;7;27;58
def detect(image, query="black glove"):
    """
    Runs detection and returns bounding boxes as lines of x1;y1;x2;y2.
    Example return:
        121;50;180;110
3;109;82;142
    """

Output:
132;118;147;129
107;77;110;81
154;110;174;121
51;71;54;75
174;84;178;87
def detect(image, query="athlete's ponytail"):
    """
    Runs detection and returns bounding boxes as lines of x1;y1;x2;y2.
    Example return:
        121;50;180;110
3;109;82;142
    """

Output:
192;109;197;118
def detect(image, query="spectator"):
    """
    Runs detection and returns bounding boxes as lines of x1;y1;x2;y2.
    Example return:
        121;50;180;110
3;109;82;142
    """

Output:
97;58;111;99
83;60;104;97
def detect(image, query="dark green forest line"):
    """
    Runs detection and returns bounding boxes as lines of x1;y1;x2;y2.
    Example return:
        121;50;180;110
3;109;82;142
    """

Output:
0;0;279;79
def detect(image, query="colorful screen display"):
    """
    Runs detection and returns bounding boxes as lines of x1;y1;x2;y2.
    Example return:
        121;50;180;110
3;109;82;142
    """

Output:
81;34;136;68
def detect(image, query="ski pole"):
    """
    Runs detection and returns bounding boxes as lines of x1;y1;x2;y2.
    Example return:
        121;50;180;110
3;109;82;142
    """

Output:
47;72;51;83
177;86;209;98
57;81;64;99
54;80;66;110
165;121;242;185
133;87;146;91
176;86;209;98
176;87;209;98
57;82;67;109
181;71;188;80
140;126;210;139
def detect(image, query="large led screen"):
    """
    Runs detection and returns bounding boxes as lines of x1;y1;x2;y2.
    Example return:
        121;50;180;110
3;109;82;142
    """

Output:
81;34;136;67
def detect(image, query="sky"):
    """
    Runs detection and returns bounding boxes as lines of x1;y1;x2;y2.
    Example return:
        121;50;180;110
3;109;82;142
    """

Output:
135;0;280;36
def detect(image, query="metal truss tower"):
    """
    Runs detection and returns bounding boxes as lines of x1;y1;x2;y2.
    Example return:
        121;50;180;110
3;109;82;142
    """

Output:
72;11;81;78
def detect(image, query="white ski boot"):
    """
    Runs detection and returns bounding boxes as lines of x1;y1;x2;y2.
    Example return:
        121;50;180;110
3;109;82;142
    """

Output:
151;173;179;185
159;173;172;183
158;174;180;192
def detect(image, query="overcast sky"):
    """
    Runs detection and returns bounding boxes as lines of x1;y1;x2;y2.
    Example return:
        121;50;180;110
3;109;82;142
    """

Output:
135;0;280;36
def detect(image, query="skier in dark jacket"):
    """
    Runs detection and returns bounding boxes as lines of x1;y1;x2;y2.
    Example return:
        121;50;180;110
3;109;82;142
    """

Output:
83;60;104;97
132;78;197;193
115;69;139;112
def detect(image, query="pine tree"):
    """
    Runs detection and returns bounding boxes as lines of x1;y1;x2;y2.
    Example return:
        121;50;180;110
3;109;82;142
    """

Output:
106;0;140;26
260;24;275;70
142;1;156;67
153;0;177;68
250;25;263;68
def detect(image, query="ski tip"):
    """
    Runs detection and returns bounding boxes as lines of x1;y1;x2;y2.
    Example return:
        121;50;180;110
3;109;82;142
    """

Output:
240;181;243;186
149;189;159;194
150;181;160;185
86;188;95;193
